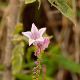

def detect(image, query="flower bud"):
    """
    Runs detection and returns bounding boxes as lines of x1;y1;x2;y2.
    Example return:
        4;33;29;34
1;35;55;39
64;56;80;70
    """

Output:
36;75;39;78
32;68;36;71
37;57;42;61
34;50;39;56
33;72;36;75
32;76;35;79
37;65;41;69
37;70;40;74
34;61;39;65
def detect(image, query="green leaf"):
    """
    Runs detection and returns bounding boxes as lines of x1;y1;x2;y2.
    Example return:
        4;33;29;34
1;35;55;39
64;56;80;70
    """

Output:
56;0;68;3
11;34;22;42
45;76;55;80
76;9;80;18
38;0;41;9
26;46;37;70
15;73;32;80
12;53;22;74
13;23;23;34
25;0;36;4
49;54;80;73
22;35;29;44
15;73;55;80
48;44;60;54
0;64;4;70
43;32;53;39
48;0;76;25
12;34;29;44
45;58;55;76
11;42;24;74
0;2;8;7
39;75;55;80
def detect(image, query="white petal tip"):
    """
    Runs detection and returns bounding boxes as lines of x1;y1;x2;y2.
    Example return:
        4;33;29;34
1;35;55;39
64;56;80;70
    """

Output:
32;23;35;27
22;32;24;34
22;32;26;35
44;28;46;30
29;44;31;46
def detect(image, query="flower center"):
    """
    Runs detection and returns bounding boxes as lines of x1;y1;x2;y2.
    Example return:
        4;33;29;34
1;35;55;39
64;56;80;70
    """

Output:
32;32;39;40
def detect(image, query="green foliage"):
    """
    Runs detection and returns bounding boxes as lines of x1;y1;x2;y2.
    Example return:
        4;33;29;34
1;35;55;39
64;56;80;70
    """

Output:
13;23;23;34
38;0;41;9
12;34;29;44
26;46;37;70
15;73;55;80
11;34;22;42
76;9;80;18
44;76;55;80
25;0;36;4
25;0;76;25
49;53;80;73
11;6;78;79
11;42;24;74
22;35;29;44
43;32;53;39
11;22;29;75
39;75;55;80
0;2;8;7
0;64;4;70
12;22;29;43
48;44;60;54
48;0;76;25
25;0;41;9
15;73;32;80
42;56;55;76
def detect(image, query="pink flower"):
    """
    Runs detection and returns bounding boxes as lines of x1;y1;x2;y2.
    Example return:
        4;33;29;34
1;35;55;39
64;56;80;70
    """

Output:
37;65;41;69
32;68;36;71
37;70;40;74
34;61;39;65
37;57;42;61
34;50;39;56
22;23;46;46
34;37;50;50
33;72;36;75
42;37;50;50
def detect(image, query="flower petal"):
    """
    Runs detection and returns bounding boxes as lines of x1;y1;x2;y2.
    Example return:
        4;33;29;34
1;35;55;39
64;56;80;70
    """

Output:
36;37;44;42
29;39;35;46
31;23;38;33
39;28;46;36
43;37;50;50
22;32;32;38
33;41;37;47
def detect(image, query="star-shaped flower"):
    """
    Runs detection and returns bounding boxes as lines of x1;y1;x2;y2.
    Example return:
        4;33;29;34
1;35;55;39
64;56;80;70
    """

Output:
22;23;46;46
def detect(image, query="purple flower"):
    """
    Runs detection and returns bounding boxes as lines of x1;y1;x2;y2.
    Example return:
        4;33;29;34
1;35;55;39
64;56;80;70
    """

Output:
42;64;46;74
34;37;50;50
37;57;42;61
37;70;40;74
36;75;39;78
37;65;41;69
33;72;36;75
34;50;39;56
32;76;35;79
34;61;39;65
32;68;36;71
22;23;46;46
42;37;50;50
